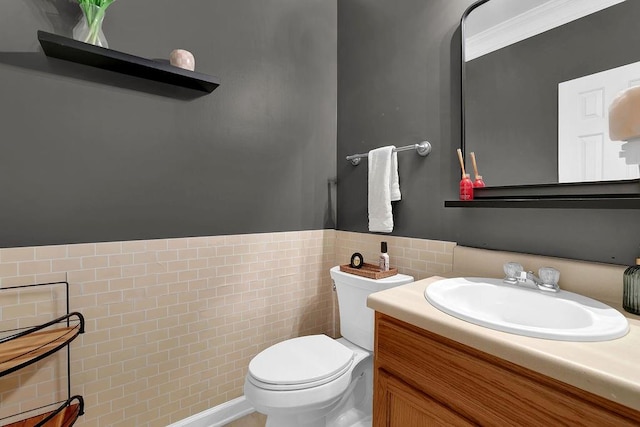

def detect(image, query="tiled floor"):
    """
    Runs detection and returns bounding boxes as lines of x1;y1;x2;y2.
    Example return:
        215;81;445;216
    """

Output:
225;412;267;427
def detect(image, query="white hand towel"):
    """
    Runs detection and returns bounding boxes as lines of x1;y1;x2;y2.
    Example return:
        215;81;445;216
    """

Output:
390;149;401;202
368;146;401;233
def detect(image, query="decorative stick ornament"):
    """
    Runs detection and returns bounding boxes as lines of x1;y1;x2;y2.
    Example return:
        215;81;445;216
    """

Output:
456;148;466;179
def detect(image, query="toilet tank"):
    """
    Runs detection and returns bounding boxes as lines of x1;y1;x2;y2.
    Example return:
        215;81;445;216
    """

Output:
330;266;414;351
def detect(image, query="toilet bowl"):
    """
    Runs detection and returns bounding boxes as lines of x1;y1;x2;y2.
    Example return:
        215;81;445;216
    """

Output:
244;266;414;427
244;335;370;427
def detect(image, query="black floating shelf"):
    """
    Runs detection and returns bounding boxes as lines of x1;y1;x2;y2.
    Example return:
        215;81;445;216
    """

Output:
37;30;220;93
472;179;640;199
444;197;640;209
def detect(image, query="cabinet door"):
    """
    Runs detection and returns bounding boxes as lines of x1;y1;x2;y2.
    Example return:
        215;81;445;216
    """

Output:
375;370;473;427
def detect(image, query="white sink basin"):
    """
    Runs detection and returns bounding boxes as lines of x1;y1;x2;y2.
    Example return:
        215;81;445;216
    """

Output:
425;277;629;341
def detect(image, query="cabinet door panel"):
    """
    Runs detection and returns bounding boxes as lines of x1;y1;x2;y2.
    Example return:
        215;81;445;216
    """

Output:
375;370;473;427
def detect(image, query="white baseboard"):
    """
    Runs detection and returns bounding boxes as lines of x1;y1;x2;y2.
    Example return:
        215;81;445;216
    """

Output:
167;396;255;427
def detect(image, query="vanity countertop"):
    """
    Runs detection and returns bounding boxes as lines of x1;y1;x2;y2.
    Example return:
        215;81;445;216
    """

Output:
367;275;640;412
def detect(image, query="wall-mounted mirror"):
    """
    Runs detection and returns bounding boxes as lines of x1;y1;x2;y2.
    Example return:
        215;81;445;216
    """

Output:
461;0;640;195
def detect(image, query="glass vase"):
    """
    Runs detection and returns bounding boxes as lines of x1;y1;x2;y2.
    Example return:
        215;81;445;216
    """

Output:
73;3;109;48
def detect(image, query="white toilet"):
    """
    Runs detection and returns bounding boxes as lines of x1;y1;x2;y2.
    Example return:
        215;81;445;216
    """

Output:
244;266;414;427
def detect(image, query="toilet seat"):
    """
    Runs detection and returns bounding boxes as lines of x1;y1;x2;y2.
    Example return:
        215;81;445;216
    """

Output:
248;335;354;391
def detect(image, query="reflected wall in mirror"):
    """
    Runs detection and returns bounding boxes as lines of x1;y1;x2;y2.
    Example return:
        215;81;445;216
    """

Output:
462;0;640;188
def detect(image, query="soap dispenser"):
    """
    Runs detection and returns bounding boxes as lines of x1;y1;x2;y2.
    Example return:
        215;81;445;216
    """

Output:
379;242;390;272
623;258;640;315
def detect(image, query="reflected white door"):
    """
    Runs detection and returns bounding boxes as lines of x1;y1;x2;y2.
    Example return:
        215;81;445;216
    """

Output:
558;61;640;183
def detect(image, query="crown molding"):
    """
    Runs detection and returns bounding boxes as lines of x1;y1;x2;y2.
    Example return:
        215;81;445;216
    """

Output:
465;0;625;61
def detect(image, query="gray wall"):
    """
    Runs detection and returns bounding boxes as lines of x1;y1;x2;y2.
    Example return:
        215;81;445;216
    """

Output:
2;0;639;266
0;0;337;247
337;0;462;243
337;0;640;266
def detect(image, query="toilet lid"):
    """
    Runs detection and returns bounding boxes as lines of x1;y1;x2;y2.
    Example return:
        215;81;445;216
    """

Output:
248;335;354;390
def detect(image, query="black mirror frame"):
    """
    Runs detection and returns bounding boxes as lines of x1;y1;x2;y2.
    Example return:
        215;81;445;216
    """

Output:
458;0;640;204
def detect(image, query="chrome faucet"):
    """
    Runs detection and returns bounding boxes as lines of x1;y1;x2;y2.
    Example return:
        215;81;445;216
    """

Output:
503;262;560;293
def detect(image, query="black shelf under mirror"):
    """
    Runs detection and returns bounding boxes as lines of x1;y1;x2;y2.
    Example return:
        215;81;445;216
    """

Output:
445;179;640;209
445;198;640;209
37;31;220;93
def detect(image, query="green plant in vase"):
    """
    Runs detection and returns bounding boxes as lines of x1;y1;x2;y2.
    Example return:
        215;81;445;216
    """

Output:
74;0;116;47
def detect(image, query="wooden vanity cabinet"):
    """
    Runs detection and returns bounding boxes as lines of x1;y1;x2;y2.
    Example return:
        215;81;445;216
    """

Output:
373;313;640;426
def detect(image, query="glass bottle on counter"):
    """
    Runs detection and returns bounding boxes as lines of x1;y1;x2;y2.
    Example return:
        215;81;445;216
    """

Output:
623;258;640;315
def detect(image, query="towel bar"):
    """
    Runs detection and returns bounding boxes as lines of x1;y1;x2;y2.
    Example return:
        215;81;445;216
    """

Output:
346;141;431;166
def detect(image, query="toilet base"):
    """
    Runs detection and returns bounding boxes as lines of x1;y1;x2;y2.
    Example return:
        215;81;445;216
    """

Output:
265;414;325;427
264;408;372;427
327;407;372;427
265;413;371;427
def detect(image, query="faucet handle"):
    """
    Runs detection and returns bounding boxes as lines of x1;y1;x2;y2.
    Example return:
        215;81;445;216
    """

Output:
503;262;523;279
538;267;560;287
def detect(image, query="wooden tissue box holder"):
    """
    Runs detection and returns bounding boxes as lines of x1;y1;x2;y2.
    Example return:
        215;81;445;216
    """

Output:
340;263;398;279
